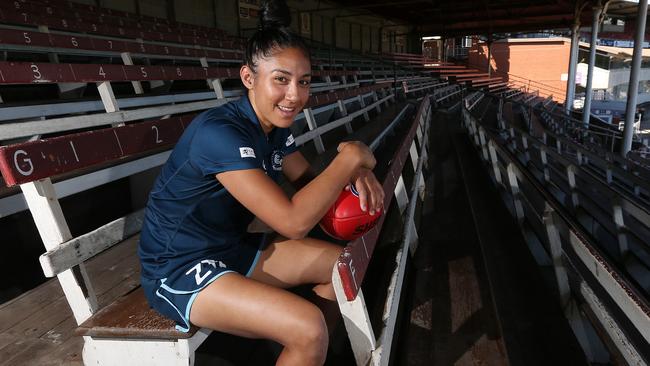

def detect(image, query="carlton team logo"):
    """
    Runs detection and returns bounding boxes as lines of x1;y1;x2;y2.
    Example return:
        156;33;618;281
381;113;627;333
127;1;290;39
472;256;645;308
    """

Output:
271;150;283;171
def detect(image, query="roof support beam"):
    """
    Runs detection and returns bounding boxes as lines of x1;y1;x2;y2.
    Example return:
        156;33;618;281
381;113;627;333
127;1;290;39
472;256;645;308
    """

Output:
621;0;648;156
565;22;580;115
415;4;569;23
582;1;604;129
418;13;576;35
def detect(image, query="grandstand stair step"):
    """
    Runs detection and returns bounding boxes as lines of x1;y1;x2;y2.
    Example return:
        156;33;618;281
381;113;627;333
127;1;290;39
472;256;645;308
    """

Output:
395;109;508;365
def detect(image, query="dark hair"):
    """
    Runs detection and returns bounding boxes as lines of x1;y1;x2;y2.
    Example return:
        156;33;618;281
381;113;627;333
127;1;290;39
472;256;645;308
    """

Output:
244;0;310;72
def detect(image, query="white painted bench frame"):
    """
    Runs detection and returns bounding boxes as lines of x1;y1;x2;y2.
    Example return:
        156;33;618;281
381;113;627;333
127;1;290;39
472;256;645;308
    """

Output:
332;95;433;366
298;87;394;153
13;81;226;365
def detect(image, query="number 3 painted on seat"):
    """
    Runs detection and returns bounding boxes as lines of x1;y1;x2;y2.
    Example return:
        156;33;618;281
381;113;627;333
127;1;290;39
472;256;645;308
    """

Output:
30;64;41;80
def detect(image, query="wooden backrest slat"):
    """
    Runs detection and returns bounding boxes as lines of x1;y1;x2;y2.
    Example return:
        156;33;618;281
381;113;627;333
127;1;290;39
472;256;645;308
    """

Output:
40;209;145;277
306;82;389;109
0;114;195;186
0;60;363;85
311;70;359;77
0;28;51;47
0;27;242;58
0;61;241;84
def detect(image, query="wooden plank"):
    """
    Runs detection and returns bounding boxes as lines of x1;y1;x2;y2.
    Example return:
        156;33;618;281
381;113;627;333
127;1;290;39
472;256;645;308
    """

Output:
42;237;142;344
49;33;94;51
77;63;128;82
0;61;240;84
424;65;467;70
0;237;141;356
0;334;15;351
85;237;141;305
438;69;479;74
0;279;64;333
77;287;196;339
4;296;72;339
306;82;390;109
35;336;83;365
0;115;188;186
0;339;44;366
455;73;490;79
0;28;52;48
91;37;129;53
0;337;76;366
0;98;215;140
40;210;144;277
39;311;78;345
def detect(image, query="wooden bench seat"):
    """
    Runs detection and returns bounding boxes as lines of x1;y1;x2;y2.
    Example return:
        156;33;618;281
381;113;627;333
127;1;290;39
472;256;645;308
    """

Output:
76;287;197;339
439;70;482;76
0;28;243;62
489;81;509;89
423;65;468;70
472;78;506;87
454;73;490;80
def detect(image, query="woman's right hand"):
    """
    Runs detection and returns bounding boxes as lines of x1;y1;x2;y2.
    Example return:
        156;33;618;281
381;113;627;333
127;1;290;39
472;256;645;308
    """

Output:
337;141;376;170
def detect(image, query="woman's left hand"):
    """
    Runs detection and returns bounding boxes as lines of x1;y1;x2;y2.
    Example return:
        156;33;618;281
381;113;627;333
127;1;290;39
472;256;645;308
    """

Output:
348;168;384;215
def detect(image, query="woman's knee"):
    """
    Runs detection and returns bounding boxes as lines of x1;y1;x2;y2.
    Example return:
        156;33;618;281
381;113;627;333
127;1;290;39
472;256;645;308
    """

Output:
286;304;329;361
310;238;343;282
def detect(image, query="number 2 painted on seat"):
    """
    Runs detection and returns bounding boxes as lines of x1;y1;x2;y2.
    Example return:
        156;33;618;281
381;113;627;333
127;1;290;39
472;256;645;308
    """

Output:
151;125;162;143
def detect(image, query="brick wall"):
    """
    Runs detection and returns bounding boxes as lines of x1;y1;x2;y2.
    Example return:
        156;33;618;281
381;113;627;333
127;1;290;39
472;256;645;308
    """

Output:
469;38;571;103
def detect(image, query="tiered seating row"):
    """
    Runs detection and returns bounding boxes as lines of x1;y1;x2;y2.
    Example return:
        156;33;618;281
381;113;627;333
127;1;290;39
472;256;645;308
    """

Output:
42;0;232;36
0;2;238;48
463;93;650;362
0;82;393;186
0;28;241;60
0;61;359;86
306;82;386;109
4;0;231;39
0;61;239;83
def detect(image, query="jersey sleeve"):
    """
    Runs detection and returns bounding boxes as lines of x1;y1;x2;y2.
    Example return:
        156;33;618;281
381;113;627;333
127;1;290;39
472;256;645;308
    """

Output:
188;120;261;177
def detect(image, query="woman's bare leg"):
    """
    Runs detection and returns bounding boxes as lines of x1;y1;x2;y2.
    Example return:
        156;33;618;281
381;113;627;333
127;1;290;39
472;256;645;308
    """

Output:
190;273;328;366
249;235;342;301
190;236;342;365
250;236;343;334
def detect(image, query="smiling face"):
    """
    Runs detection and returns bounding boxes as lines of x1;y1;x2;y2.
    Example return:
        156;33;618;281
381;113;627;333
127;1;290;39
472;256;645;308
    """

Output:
240;47;311;134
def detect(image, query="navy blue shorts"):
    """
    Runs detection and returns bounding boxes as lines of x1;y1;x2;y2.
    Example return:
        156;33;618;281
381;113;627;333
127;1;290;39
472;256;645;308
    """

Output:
141;233;267;332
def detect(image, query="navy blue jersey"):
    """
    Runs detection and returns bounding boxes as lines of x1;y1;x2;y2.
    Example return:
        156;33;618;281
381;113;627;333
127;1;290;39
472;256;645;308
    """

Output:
138;94;298;280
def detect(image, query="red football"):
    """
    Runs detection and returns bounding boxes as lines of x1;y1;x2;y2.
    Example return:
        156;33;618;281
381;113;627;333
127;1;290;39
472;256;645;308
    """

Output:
319;184;382;241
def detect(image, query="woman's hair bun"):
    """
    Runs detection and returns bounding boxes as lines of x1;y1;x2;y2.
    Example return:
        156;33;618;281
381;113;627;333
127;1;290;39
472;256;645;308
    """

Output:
259;0;291;30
